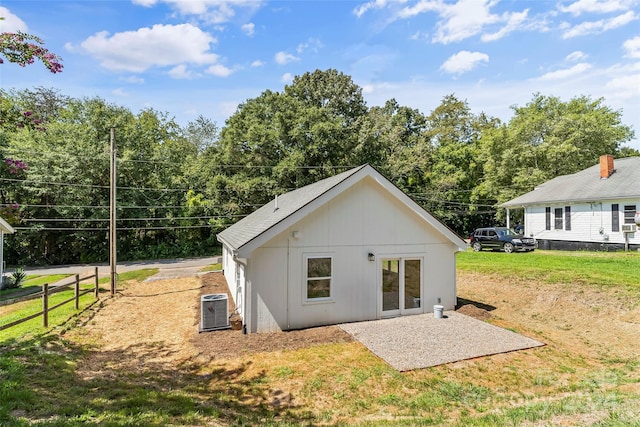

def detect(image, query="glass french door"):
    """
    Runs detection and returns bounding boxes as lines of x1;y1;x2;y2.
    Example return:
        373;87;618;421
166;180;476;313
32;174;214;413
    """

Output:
381;258;422;316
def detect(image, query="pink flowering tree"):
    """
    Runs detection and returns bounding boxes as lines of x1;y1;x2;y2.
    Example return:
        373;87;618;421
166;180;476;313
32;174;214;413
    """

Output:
0;31;63;73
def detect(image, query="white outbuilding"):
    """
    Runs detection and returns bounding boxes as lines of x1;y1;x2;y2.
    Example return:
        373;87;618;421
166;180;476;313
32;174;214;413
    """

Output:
217;164;467;333
0;217;15;283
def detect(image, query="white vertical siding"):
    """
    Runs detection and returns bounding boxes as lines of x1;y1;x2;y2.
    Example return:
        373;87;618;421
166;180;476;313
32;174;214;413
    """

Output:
246;177;457;332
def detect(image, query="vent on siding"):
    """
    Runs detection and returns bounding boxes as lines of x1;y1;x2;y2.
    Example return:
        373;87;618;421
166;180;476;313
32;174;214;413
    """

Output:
199;293;231;332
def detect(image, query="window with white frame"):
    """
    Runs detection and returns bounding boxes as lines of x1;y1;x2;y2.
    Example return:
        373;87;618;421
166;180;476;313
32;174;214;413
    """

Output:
554;208;563;230
305;256;332;301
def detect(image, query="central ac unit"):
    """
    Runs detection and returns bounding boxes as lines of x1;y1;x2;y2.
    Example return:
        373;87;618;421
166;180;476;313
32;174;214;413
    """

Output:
621;224;637;233
200;293;231;332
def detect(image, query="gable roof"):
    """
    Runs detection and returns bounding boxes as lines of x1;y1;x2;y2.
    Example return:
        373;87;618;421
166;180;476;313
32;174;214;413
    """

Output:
501;157;640;208
217;164;467;257
0;217;15;234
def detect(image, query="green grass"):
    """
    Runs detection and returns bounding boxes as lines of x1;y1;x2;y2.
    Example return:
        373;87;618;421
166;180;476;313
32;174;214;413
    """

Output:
0;275;72;299
458;250;640;292
199;263;222;272
1;269;158;343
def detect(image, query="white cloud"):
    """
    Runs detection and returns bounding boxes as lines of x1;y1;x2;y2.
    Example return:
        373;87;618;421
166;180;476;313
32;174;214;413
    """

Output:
558;0;634;16
131;0;263;23
566;51;588;62
536;62;592;80
410;30;429;41
297;38;324;54
0;7;28;32
440;50;489;75
274;51;299;65
353;0;397;18
562;10;637;38
623;36;640;58
121;75;145;84
168;64;196;79
112;88;128;97
605;73;640;98
251;60;265;67
241;23;255;36
206;63;233;77
78;24;220;72
481;9;529;42
281;72;294;83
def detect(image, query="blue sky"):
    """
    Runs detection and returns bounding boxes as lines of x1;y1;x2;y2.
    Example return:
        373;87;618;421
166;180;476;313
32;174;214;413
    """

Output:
2;0;639;150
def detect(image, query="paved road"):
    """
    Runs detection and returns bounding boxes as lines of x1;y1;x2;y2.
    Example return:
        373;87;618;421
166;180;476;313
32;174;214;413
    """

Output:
22;256;221;279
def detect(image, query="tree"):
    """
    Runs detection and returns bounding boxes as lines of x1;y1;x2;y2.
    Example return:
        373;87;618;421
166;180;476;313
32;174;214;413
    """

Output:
474;93;635;221
0;31;63;73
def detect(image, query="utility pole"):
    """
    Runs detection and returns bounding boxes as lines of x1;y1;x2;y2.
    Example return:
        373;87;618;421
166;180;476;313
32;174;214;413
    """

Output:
109;128;117;295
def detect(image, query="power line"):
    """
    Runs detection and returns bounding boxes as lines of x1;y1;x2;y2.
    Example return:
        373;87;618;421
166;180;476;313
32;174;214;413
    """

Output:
13;224;238;232
1;203;263;209
22;214;246;222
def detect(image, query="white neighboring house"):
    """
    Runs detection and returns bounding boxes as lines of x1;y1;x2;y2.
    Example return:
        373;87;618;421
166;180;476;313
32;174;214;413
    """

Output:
0;217;16;283
217;164;467;334
501;155;640;251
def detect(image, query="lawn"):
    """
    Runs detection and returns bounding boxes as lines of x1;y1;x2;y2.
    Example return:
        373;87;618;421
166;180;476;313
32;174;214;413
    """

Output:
1;253;639;426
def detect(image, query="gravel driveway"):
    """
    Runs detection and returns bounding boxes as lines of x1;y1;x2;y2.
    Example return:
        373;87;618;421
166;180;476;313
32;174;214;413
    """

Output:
339;311;544;371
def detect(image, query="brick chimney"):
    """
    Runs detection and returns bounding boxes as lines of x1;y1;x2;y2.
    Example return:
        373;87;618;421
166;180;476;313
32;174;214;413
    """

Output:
599;155;615;179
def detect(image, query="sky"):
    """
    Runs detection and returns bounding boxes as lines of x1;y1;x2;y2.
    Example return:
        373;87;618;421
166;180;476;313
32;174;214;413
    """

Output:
1;0;639;150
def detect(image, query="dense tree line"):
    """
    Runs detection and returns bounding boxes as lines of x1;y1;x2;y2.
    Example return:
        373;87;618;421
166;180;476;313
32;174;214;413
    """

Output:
1;70;636;266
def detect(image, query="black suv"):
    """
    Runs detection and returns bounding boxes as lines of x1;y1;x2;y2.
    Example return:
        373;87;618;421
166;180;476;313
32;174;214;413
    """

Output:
470;227;535;253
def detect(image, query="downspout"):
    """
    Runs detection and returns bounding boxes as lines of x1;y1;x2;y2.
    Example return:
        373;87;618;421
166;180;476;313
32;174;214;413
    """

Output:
233;251;249;334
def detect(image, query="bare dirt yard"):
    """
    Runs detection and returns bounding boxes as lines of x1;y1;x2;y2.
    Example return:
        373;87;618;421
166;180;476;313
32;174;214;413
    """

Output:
65;270;640;425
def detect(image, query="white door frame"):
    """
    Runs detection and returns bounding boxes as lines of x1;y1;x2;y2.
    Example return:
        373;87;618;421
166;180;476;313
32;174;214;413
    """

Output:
379;256;423;318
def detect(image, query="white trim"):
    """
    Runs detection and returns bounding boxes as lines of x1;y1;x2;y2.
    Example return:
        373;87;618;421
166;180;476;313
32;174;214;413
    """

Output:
303;254;334;304
378;255;424;318
0;217;15;234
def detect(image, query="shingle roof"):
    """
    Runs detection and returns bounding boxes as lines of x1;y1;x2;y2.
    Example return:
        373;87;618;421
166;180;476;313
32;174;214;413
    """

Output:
501;157;640;208
217;165;367;250
217;164;467;255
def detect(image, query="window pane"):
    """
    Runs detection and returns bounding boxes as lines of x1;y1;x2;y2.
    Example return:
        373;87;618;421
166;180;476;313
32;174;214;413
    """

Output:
382;259;399;311
404;260;421;309
308;257;331;278
307;279;330;299
554;208;563;230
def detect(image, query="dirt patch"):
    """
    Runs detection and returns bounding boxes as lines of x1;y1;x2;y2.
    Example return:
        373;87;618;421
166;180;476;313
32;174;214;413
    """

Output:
457;272;640;361
191;273;353;360
72;272;352;372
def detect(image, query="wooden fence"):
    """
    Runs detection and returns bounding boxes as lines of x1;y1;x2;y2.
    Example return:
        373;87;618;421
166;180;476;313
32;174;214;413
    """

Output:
0;267;99;331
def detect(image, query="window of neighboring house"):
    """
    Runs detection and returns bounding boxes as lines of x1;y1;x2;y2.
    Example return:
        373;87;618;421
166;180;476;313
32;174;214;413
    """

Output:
624;205;636;224
612;204;619;232
565;206;571;231
545;207;551;230
306;256;332;301
554;208;563;230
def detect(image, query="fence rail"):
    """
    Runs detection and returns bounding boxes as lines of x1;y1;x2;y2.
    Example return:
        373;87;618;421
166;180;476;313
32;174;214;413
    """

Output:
0;267;99;332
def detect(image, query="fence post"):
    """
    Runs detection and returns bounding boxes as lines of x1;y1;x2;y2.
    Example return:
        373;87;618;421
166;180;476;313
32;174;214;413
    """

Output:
94;267;99;299
43;283;49;328
75;274;80;310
